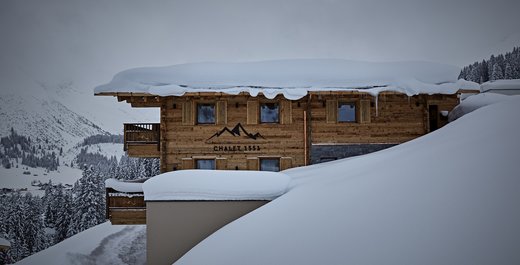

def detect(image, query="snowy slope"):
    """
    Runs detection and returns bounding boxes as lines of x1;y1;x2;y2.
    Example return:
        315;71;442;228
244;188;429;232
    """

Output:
0;93;106;150
176;97;520;264
15;222;146;265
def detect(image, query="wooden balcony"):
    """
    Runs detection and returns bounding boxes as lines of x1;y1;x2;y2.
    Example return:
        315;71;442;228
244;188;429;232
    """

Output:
106;187;146;225
124;123;160;158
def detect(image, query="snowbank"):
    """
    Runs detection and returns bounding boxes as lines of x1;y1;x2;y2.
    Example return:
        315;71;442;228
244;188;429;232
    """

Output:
95;59;479;99
481;79;520;93
448;93;514;121
176;98;520;265
143;170;291;201
105;178;144;193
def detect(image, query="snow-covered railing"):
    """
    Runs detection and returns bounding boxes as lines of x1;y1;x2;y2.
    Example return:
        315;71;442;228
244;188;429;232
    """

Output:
123;123;160;152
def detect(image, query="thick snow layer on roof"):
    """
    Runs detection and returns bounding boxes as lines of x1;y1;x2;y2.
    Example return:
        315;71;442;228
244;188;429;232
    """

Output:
0;237;10;247
105;178;144;193
176;97;520;265
481;79;520;92
142;170;291;201
94;59;479;99
448;93;515;121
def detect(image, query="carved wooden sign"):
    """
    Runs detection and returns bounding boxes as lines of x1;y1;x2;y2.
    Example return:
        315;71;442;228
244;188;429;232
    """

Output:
207;123;265;152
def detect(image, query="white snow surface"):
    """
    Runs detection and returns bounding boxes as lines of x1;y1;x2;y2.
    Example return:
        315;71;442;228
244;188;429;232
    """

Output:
95;59;479;99
105;178;143;193
0;237;10;247
448;93;513;121
176;98;520;265
481;79;520;92
15;222;146;265
143;170;291;201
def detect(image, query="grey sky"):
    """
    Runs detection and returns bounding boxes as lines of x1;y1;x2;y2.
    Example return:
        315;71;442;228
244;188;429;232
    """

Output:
0;0;519;93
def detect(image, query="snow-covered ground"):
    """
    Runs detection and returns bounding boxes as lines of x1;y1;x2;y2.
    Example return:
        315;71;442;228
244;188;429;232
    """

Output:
0;165;82;196
15;222;146;265
16;96;520;265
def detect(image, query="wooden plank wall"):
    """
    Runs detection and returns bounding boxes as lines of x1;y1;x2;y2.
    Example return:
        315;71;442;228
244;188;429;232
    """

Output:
161;95;306;172
156;92;459;172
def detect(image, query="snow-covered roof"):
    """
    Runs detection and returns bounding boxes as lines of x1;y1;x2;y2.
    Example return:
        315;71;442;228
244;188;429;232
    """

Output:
94;59;479;100
105;178;144;193
142;170;291;201
481;79;520;94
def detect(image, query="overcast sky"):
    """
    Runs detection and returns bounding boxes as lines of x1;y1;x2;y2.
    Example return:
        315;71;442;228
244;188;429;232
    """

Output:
0;0;519;93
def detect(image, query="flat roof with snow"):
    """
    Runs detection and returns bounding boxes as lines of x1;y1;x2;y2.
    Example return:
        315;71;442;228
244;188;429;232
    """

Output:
94;59;479;100
481;79;520;95
142;170;291;201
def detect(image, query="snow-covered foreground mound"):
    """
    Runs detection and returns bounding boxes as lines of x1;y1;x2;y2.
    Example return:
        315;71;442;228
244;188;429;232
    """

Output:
177;97;520;265
15;222;146;265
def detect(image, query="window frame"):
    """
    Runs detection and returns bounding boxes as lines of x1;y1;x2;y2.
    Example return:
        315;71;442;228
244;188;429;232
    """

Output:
259;102;280;124
259;157;281;172
196;102;216;125
195;159;216;170
337;101;357;123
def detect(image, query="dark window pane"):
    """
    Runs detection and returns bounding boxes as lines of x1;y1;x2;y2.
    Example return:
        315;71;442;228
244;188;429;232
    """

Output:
196;159;215;170
338;103;356;122
260;159;280;172
197;104;215;124
260;103;279;123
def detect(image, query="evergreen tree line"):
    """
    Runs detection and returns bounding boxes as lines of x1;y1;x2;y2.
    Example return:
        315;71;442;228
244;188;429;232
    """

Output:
78;134;123;147
0;154;159;264
0;128;61;171
458;46;520;83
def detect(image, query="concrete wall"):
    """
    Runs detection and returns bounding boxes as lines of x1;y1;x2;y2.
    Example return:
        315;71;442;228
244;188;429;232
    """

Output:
146;200;268;265
310;143;397;164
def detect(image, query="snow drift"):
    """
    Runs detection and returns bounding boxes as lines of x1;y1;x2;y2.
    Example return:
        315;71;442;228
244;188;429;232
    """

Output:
177;97;520;265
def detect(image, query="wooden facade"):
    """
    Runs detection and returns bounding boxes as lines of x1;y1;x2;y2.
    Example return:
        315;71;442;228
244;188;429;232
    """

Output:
114;91;462;173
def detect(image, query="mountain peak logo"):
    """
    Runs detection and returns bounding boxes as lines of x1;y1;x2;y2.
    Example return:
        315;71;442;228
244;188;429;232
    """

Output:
207;123;265;141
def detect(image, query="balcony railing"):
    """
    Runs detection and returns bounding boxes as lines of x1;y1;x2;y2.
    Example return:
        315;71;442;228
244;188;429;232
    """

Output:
124;123;160;152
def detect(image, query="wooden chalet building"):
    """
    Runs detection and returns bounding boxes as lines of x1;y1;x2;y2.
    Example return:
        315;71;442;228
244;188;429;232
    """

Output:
95;59;479;173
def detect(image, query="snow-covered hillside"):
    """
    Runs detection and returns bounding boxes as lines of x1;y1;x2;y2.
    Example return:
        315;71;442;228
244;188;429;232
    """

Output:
16;96;519;264
0;93;106;150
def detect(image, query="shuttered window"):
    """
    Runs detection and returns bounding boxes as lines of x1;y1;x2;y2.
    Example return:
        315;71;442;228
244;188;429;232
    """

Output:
247;101;259;125
196;159;216;170
247;157;259;170
280;157;293;170
260;103;279;123
197;103;216;124
216;158;227;170
181;158;194;169
280;100;292;125
326;100;338;124
260;158;280;172
338;102;356;122
182;101;194;125
359;99;371;123
216;101;227;125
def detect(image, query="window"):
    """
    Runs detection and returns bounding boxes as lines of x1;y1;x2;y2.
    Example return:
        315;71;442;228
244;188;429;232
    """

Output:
260;158;280;172
196;159;215;170
338;102;356;122
197;103;215;124
260;103;279;123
